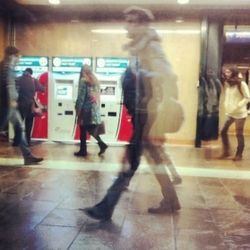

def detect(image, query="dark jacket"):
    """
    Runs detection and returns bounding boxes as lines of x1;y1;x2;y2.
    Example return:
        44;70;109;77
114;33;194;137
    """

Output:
16;72;45;116
121;67;146;115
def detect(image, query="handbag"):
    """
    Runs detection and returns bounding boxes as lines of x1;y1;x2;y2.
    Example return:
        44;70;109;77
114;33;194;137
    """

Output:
92;121;105;137
32;97;44;117
149;97;184;140
163;98;184;133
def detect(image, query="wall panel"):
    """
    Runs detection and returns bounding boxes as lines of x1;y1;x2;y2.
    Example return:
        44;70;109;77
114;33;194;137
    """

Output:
0;16;6;60
15;19;201;144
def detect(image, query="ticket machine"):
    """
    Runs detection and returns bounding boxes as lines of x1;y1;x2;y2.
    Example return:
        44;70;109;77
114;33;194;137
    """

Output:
95;57;131;143
50;57;92;142
14;56;49;140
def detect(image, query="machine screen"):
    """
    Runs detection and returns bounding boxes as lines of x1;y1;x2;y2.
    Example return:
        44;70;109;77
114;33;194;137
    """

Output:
55;84;73;100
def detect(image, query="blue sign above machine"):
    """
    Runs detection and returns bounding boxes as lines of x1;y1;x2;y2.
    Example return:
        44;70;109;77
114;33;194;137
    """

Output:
52;57;92;73
15;56;49;77
95;57;129;76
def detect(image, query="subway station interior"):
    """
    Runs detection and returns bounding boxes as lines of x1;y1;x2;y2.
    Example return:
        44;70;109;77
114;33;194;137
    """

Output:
1;0;250;249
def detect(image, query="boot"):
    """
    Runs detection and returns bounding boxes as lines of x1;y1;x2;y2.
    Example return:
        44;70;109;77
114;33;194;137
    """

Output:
148;198;181;214
232;155;242;161
82;202;112;221
82;171;133;220
98;142;108;156
233;147;243;161
217;151;231;159
74;150;87;157
24;156;43;165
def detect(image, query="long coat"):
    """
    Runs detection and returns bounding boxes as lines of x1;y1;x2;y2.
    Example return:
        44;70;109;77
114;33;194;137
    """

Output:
75;78;101;126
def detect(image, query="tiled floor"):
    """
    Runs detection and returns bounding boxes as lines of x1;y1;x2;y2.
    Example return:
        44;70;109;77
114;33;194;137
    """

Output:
1;138;250;249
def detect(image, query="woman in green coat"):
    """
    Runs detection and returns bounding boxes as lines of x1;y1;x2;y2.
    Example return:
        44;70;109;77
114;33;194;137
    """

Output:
74;64;107;157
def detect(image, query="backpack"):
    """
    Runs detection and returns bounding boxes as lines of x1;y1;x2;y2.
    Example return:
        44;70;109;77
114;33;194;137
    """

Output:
237;81;250;109
163;97;184;133
122;66;184;134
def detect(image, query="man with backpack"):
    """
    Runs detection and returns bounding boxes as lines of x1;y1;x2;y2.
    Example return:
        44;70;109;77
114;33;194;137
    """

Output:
82;6;182;221
0;46;43;165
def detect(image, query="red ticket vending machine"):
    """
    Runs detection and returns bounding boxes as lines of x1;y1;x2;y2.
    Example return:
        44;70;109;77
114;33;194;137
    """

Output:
14;56;49;140
50;57;92;142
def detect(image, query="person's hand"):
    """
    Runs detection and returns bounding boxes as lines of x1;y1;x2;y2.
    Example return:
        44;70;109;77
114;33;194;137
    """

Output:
90;95;97;104
9;100;17;108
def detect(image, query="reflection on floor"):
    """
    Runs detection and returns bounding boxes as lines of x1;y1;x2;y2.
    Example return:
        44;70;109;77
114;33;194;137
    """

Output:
1;140;250;249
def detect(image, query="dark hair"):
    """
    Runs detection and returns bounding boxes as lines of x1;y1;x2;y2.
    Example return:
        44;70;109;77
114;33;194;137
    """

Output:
227;65;239;79
4;46;19;56
25;68;33;75
223;65;241;85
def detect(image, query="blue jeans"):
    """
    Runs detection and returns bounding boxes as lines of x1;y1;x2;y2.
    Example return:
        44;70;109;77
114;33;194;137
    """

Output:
7;108;32;159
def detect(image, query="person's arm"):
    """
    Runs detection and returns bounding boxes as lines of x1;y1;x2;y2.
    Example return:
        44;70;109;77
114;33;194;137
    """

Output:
75;79;86;115
238;81;250;108
34;78;45;92
6;62;18;108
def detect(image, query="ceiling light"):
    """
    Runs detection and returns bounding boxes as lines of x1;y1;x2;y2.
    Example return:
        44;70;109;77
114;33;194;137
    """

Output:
91;29;127;34
71;19;80;23
176;17;184;23
177;0;190;4
48;0;60;5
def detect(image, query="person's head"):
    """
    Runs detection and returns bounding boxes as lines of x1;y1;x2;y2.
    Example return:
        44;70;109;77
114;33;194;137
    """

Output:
82;64;92;75
123;6;154;39
79;64;97;84
223;65;237;78
80;64;91;78
24;67;33;75
223;65;240;84
4;46;20;64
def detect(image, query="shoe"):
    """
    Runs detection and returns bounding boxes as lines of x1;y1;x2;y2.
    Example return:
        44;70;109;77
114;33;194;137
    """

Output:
217;152;231;159
74;151;87;157
12;142;20;147
172;176;182;185
233;155;242;161
81;206;112;221
98;143;108;156
24;156;43;165
148;199;181;214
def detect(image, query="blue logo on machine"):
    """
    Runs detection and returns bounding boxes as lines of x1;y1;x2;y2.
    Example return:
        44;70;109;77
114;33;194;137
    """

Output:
95;57;129;76
52;57;92;74
15;56;49;77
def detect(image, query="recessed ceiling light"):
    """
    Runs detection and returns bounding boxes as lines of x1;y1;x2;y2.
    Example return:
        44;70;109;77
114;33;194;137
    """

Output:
48;0;60;5
177;0;189;4
176;17;184;23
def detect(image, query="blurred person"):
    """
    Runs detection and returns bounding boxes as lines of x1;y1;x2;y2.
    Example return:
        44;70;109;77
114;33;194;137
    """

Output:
0;46;43;165
82;6;181;221
219;65;250;161
13;67;45;146
74;64;107;157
